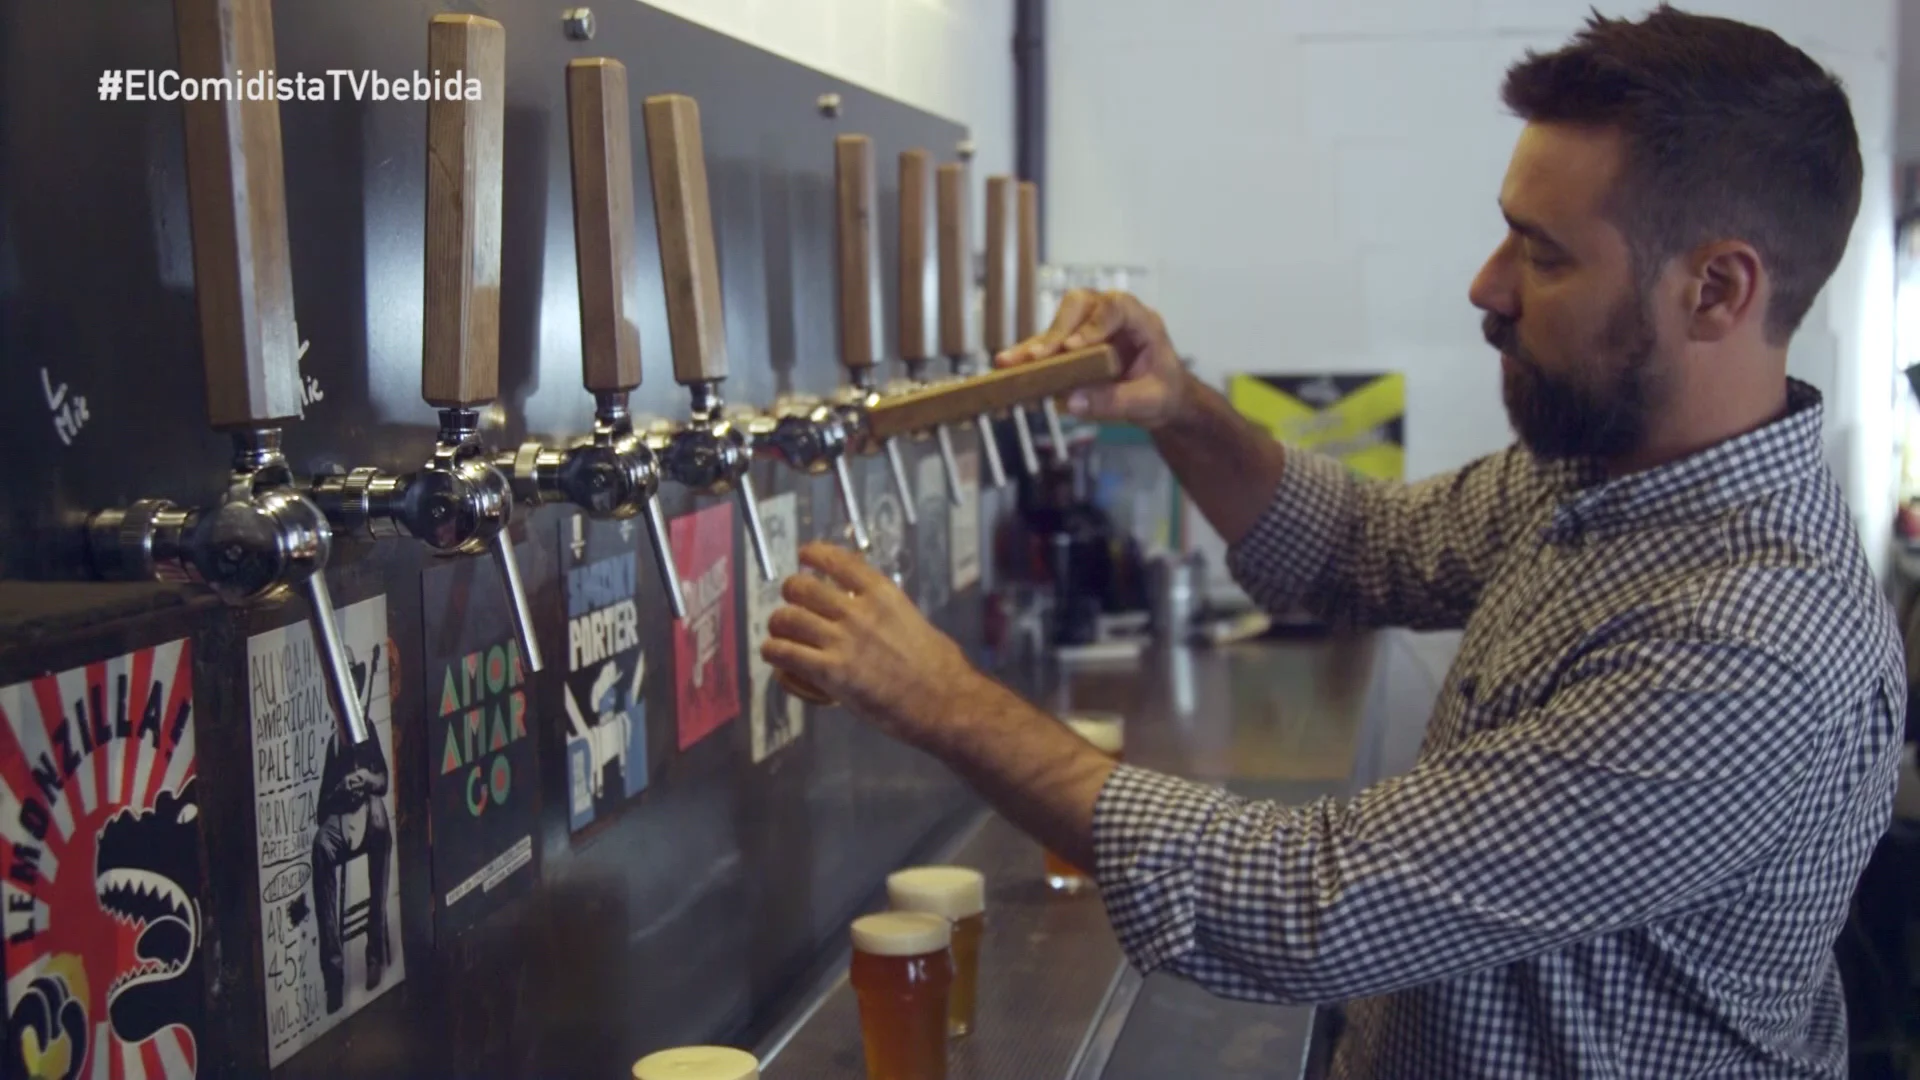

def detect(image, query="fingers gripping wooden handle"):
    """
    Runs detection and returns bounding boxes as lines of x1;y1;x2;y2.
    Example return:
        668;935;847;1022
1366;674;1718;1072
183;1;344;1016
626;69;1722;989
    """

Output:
937;162;971;358
898;149;936;363
865;344;1119;442
835;135;882;373
174;0;302;429
422;14;506;408
982;175;1017;354
1016;180;1042;340
567;58;643;394
643;93;729;385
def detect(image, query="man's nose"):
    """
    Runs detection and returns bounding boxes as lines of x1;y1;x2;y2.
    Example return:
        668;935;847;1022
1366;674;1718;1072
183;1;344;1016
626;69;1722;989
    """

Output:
1469;243;1518;318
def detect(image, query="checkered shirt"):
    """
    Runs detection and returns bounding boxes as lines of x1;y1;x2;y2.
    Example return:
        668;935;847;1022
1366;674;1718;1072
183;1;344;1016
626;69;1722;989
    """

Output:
1093;380;1904;1078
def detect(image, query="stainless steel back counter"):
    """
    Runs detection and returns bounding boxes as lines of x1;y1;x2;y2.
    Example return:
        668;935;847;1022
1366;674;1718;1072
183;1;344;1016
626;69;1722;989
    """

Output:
758;630;1437;1079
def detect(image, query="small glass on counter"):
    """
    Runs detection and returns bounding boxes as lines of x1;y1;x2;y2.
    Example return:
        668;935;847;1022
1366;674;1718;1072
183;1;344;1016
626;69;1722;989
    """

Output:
849;912;953;1080
887;866;986;1037
631;1045;759;1080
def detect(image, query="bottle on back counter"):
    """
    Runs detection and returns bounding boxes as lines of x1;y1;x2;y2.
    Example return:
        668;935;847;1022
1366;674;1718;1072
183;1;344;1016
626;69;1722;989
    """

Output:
887;866;987;1037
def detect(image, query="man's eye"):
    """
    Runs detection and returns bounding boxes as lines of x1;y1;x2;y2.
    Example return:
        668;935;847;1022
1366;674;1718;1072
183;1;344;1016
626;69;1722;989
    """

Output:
1525;244;1566;270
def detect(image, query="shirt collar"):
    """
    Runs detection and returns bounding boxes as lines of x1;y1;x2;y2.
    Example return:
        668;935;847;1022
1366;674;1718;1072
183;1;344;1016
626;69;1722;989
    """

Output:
1533;378;1826;545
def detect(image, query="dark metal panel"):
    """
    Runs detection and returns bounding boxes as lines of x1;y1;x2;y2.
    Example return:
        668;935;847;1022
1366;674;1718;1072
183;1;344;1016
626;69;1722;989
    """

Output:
0;2;995;1077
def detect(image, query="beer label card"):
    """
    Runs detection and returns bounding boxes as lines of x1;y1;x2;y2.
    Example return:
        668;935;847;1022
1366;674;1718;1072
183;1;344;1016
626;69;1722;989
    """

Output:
248;595;406;1066
670;502;740;751
863;458;908;583
0;637;205;1078
744;492;803;763
422;556;540;936
950;448;982;591
914;453;953;615
559;514;652;834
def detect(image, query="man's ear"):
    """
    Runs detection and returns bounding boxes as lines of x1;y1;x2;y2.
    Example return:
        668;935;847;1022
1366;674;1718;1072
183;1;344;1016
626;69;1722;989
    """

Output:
1684;241;1764;343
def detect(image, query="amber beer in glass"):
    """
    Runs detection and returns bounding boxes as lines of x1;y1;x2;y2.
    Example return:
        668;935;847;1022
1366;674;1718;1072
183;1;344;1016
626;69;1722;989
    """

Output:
887;866;986;1037
850;912;953;1080
631;1045;759;1080
1044;714;1125;891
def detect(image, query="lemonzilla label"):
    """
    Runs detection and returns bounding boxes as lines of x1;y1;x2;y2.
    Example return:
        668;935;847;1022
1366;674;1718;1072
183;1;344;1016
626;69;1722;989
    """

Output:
0;634;205;1078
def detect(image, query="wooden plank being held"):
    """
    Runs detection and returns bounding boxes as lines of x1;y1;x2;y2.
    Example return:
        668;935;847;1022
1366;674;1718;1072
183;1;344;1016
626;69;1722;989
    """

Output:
864;344;1118;444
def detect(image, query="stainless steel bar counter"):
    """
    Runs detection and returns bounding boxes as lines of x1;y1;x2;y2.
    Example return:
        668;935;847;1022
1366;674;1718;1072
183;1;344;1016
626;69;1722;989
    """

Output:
758;631;1428;1079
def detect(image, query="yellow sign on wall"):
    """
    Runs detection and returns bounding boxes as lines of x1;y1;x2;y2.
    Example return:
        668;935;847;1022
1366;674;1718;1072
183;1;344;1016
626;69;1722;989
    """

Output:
1228;372;1406;480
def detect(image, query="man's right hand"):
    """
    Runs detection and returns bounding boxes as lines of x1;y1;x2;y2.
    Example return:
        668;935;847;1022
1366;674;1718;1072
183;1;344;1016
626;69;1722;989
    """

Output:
994;289;1190;428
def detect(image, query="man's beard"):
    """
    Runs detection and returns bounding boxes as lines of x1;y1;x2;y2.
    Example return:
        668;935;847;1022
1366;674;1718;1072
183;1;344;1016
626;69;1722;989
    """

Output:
1483;294;1658;461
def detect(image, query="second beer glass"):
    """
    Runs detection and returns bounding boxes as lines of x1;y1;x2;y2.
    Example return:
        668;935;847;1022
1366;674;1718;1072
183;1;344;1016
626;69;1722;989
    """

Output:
887;866;986;1037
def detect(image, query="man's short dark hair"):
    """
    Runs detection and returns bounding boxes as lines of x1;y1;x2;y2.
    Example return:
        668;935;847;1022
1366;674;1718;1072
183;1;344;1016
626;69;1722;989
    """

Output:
1501;5;1862;343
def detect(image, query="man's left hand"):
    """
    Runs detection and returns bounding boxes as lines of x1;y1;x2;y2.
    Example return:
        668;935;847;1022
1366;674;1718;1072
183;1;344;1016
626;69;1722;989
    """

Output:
763;542;986;749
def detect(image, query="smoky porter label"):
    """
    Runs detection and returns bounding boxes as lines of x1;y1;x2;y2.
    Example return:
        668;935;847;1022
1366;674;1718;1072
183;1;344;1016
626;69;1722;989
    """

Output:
559;514;651;834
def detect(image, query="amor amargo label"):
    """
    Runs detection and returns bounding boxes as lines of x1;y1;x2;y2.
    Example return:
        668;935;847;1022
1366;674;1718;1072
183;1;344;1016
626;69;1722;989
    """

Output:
422;557;540;936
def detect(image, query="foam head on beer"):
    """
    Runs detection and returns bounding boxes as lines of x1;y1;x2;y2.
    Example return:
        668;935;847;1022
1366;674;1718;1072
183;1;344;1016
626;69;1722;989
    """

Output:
852;911;952;956
886;867;986;920
1065;714;1124;755
631;1045;759;1080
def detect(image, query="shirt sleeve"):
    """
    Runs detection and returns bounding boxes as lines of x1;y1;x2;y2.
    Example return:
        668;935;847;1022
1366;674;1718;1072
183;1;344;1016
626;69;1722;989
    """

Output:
1227;446;1541;632
1091;635;1829;1005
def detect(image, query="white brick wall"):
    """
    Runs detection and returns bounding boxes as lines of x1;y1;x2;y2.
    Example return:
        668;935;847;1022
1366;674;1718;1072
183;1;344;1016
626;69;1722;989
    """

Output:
1051;0;1899;585
638;0;1016;245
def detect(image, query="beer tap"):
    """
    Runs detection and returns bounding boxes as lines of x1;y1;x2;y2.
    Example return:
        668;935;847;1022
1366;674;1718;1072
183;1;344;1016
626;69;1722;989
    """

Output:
895;149;966;506
984;176;1043;476
829;135;920;527
84;0;368;743
1018;180;1072;465
729;132;872;553
744;399;872;553
639;93;778;582
308;14;544;672
936;161;1009;489
494;58;686;615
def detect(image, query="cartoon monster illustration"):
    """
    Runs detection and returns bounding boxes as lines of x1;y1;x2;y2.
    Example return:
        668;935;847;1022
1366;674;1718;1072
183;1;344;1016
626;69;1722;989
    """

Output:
93;778;203;1046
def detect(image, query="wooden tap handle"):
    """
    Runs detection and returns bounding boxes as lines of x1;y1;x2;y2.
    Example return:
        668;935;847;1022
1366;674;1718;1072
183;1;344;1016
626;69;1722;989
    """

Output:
835;134;882;373
866;344;1119;442
937;162;970;358
982;175;1017;354
1017;180;1041;340
173;0;302;429
898;149;936;363
566;58;643;394
643;93;729;385
422;14;506;408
